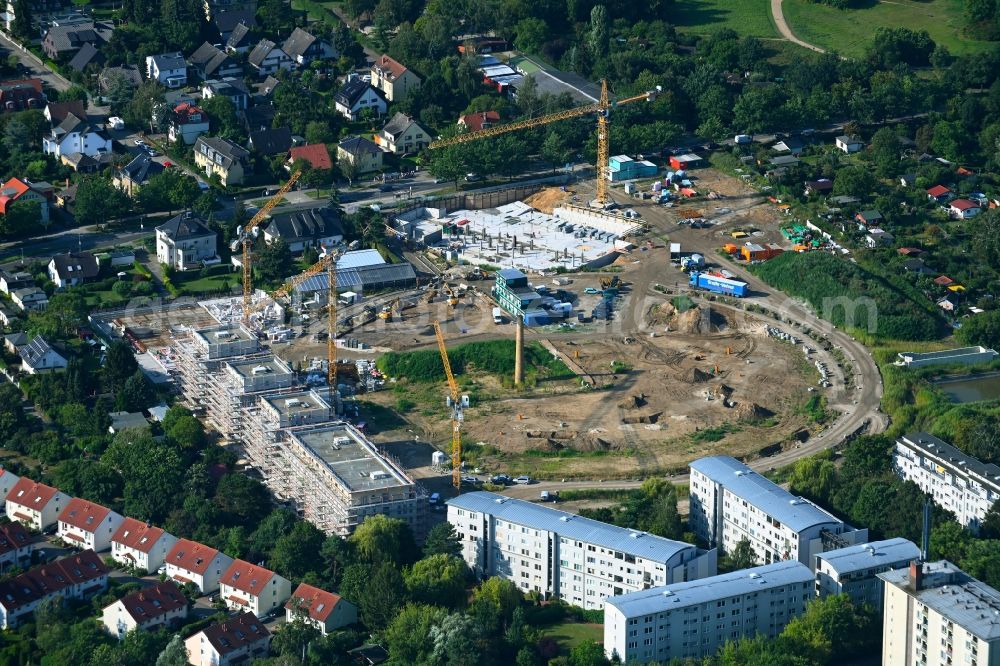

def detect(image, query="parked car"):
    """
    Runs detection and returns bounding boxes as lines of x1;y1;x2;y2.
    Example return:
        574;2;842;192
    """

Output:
461;475;480;485
540;490;558;502
464;173;483;182
513;475;532;485
428;492;440;505
490;474;511;485
378;184;394;192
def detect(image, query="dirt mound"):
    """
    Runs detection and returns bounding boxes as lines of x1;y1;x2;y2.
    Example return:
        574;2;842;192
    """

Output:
524;187;570;213
619;393;647;409
714;384;734;398
736;402;773;422
672;306;729;334
689;368;713;383
647;303;674;327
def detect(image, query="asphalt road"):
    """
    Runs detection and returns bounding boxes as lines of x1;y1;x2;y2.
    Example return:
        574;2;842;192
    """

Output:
0;32;72;93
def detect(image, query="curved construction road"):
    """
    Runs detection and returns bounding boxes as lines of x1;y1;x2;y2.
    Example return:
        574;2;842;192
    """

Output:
771;0;826;53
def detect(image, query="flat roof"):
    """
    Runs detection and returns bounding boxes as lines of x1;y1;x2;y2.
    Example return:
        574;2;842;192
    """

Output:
193;324;256;344
336;249;385;270
227;355;292;379
262;390;330;416
292;425;411;493
605;561;813;619
690;456;845;532
815;538;920;576
897;432;1000;488
900;346;996;361
448;492;696;564
880;560;1000;640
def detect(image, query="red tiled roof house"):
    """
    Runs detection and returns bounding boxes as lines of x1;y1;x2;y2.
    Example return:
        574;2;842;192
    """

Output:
0;522;32;570
285;582;357;634
219;559;292;617
57;497;124;552
185;611;271;666
0;550;109;629
164;539;233;593
370;54;421;102
111;517;178;574
101;580;189;638
5;478;70;531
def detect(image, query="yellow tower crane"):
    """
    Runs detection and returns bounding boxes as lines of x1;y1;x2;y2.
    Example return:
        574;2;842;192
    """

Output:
327;253;338;388
244;253;331;316
434;322;462;490
241;170;301;321
429;80;659;206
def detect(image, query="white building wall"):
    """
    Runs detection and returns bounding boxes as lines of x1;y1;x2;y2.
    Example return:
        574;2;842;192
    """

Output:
58;512;124;552
111;533;178;573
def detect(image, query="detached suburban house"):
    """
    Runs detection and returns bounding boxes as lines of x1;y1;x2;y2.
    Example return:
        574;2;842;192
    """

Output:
248;126;293;156
458;110;500;132
187;42;242;80
48;251;99;288
44;100;86;126
337;136;383;175
281;27;335;66
219;559;292;617
168;102;210;145
19;337;68;375
145;52;187;88
376;112;430;155
835;135;863;153
333;77;387;121
42;113;111;159
101;581;188;638
42;22;110;61
11;287;48;312
111;518;178;574
950;198;981;219
247;39;292;76
57;498;124;552
5;478;70;530
185;612;270;666
0;177;51;222
202;78;250;111
156;212;219;271
225;21;256;54
194;136;250;186
0;551;109;629
865;228;894;248
263;207;342;253
287;144;332;172
165;539;234;593
285;583;357;635
370;54;421;102
114;153;165;196
804;179;833;196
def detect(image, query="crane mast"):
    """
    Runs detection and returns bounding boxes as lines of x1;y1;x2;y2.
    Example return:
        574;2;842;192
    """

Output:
241;170;301;321
327;255;337;388
434;322;462;490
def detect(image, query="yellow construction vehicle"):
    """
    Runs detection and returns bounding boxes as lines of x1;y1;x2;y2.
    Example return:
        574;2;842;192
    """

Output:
434;322;462;490
377;298;400;321
241;171;302;321
430;80;659;206
444;284;459;308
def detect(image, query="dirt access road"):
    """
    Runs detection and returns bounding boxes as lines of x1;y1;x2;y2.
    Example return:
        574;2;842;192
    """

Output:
771;0;827;53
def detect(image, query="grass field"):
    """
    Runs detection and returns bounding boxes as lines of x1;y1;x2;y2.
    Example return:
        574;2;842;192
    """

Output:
671;0;780;38
782;0;994;57
543;622;604;650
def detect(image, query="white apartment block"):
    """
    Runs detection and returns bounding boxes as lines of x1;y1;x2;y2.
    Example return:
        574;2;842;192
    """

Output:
893;432;1000;533
604;560;814;664
881;561;1000;666
814;537;920;611
447;492;717;611
689;456;867;568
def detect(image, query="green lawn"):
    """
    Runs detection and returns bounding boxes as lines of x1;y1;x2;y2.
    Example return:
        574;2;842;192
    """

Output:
782;0;994;57
670;0;780;38
543;622;604;650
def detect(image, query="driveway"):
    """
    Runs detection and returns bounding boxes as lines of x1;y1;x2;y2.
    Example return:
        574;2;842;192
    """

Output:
770;0;827;53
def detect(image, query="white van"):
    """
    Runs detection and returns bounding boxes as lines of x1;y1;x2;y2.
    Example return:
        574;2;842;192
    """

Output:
492;307;503;324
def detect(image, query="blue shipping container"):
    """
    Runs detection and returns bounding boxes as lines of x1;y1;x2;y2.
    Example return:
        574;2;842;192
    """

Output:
689;272;748;297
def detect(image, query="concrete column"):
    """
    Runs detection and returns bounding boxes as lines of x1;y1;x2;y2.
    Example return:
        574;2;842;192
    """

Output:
514;315;524;386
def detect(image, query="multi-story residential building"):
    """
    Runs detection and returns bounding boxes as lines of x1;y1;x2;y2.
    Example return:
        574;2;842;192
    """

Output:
186;612;271;665
111;518;178;574
42;113;112;159
688;456;867;567
603;561;814;664
0;550;110;629
337;136;383;175
218;559;292;617
145;52;187;88
285;583;357;635
155;212;218;271
6;478;70;531
492;268;542;319
370;54;421;102
447;492;717;611
881;561;1000;666
262;207;343;254
101;581;189;638
194;135;250;186
0;469;20;499
893;432;1000;532
167;102;210;145
164;539;234;593
814;538;920;610
56;498;124;552
333;77;387;121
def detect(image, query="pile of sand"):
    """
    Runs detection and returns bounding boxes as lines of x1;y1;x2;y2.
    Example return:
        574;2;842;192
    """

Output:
647;303;674;327
736;402;773;422
619;393;647;409
672;306;729;334
524;187;570;214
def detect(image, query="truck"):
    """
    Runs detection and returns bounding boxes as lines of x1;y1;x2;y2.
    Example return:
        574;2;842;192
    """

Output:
689;271;748;298
492;307;503;324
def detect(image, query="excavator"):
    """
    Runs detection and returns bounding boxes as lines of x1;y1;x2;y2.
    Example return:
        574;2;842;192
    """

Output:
378;298;400;321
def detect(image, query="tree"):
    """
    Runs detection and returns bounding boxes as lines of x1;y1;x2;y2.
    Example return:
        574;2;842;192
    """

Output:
958;310;1000;349
383;603;447;665
125;81;166;130
11;0;33;40
423;521;462;558
60;85;89;103
341;561;407;630
513;18;548;54
870;127;902;176
214;473;272;526
428;143;470;190
729;537;757;570
471;576;522;625
981;500;1000;540
118;370;154;412
270;615;321;660
272;521;327;579
429;612;482;665
258;0;297;35
568;641;610;666
104;70;134;111
404;554;469;609
0;200;41;238
254;237;294;285
201;95;243;141
75;176;131;225
541;130;572;173
137;170;200;214
156;635;189;666
788;455;838;505
164;414;205;450
349;514;418;566
305;121;336;145
832;166;877;199
29;291;88;338
588;5;609;59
